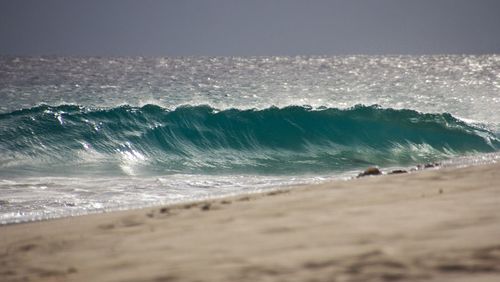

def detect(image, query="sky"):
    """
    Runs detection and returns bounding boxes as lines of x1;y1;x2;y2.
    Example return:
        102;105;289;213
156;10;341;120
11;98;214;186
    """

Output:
1;0;500;56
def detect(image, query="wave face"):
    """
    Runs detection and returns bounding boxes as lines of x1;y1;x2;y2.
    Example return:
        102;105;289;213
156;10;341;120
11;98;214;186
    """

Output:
0;104;498;176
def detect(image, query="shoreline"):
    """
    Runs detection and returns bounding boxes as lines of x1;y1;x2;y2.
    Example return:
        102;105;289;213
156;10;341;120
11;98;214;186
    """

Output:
1;163;500;281
0;160;469;226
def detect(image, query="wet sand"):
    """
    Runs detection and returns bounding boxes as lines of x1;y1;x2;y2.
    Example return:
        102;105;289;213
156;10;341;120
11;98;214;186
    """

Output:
1;163;500;282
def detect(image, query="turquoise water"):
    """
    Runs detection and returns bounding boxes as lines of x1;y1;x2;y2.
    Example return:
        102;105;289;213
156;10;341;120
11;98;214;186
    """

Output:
1;104;498;176
1;55;499;223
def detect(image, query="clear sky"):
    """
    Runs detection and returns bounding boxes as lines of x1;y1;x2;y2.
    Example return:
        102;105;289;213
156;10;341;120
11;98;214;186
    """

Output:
1;0;500;56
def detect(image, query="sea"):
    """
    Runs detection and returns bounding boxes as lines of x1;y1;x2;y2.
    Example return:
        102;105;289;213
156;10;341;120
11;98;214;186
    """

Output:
1;55;499;224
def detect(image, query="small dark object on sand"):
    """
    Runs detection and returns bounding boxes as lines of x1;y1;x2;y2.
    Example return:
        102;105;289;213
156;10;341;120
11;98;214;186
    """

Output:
389;169;408;175
201;203;211;211
159;207;169;214
357;167;382;178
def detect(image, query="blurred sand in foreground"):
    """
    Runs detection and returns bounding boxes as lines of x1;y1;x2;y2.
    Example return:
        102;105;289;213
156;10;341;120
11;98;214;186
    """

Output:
1;163;500;282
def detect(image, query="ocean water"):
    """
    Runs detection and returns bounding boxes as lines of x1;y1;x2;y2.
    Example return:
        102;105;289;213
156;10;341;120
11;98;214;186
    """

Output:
1;55;499;224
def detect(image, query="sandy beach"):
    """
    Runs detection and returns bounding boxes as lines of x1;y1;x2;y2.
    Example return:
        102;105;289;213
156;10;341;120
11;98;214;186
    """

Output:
1;163;500;282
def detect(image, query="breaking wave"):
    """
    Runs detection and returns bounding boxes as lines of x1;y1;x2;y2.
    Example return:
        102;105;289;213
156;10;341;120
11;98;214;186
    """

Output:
0;104;498;176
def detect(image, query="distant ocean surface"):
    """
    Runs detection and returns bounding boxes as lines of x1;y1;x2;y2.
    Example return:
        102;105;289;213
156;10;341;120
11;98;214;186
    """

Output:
1;55;499;224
